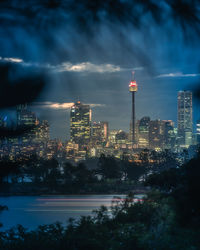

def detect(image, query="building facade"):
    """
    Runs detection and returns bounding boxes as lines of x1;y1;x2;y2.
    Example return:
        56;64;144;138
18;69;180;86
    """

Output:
92;121;109;145
177;91;193;147
138;117;150;148
196;120;200;144
149;120;164;150
70;101;91;146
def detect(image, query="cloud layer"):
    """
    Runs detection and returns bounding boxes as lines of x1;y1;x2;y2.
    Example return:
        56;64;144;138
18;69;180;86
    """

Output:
54;62;121;73
32;102;105;110
0;56;143;74
156;72;200;78
0;57;23;63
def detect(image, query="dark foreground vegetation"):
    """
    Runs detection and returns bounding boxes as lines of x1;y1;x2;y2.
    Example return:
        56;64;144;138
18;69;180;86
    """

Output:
0;151;200;249
0;150;178;195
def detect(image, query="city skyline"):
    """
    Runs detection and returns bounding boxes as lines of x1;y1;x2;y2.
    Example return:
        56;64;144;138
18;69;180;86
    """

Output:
1;87;196;163
0;83;199;142
30;83;198;141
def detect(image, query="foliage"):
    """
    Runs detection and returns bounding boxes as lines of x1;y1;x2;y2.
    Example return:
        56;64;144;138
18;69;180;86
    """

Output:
145;150;200;227
0;154;149;194
0;191;200;249
1;151;200;248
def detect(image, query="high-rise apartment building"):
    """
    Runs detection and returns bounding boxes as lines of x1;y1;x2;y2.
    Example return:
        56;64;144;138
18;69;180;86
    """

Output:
70;101;91;145
177;91;193;147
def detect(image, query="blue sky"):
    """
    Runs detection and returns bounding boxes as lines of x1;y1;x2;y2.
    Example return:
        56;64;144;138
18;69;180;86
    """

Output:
0;1;200;140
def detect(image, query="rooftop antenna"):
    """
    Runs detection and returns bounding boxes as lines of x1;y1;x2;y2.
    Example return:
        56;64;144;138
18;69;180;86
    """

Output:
131;71;135;80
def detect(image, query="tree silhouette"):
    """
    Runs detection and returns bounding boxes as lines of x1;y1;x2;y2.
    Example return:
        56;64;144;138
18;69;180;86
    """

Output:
98;154;121;180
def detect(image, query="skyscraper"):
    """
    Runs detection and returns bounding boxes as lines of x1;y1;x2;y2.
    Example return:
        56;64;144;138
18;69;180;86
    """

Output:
17;104;36;127
92;121;109;144
163;120;175;149
16;104;37;144
138;117;150;148
70;101;91;145
177;91;193;147
149;120;164;150
129;72;138;146
196;120;200;144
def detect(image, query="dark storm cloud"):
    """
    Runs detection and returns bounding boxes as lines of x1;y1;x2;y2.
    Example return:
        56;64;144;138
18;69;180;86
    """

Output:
0;62;46;109
1;0;199;65
1;0;200;139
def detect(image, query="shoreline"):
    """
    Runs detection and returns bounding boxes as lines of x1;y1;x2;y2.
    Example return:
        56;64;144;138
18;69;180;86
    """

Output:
0;182;149;197
0;189;148;197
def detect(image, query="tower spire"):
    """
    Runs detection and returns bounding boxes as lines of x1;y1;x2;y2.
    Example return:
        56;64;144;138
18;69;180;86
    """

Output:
129;72;138;147
131;71;135;81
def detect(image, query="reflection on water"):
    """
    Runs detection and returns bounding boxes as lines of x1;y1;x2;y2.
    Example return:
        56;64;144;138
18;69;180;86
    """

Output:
0;195;127;230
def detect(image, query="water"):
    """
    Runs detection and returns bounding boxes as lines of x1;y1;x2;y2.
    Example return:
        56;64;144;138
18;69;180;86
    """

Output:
0;195;126;230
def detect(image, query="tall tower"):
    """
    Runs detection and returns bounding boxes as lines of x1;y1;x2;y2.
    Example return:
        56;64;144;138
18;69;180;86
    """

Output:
129;72;138;146
177;91;193;147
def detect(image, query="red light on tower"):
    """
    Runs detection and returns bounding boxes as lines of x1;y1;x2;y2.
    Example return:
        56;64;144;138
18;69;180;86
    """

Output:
129;72;138;92
129;80;138;92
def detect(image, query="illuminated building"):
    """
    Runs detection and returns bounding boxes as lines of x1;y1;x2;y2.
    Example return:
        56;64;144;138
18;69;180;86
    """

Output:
34;120;49;157
163;120;175;149
149;120;164;150
108;130;118;144
17;104;36;127
138;117;150;148
0;105;50;160
34;120;49;144
92;121;109;144
196;120;200;144
46;139;60;159
16;104;37;144
70;101;91;145
65;141;79;160
148;120;175;150
102;122;109;140
129;72;138;146
177;91;193;147
0;116;7;128
90;148;97;157
115;130;128;145
137;118;175;150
